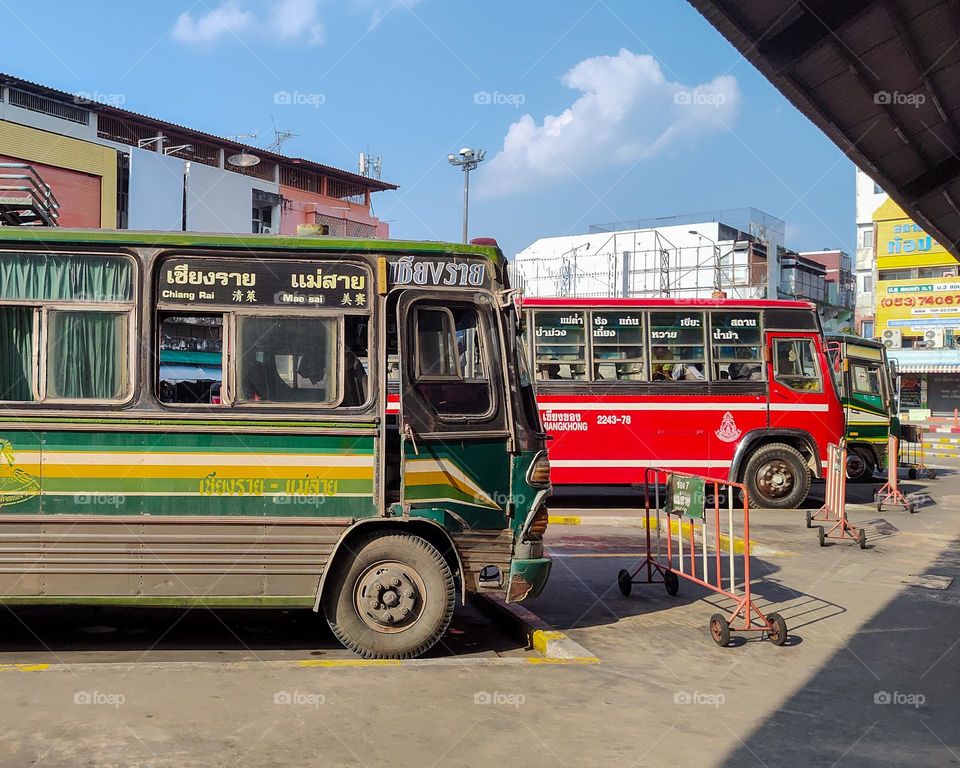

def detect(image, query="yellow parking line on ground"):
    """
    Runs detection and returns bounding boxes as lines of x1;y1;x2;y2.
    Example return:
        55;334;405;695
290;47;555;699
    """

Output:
526;656;601;665
0;663;49;673
298;659;403;668
548;515;583;525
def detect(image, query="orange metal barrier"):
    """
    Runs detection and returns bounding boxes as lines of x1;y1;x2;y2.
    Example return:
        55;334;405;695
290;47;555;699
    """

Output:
876;434;916;513
806;440;866;548
617;468;788;648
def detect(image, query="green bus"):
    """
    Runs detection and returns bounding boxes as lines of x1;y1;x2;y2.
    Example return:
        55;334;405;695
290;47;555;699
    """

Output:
0;228;552;659
826;334;899;482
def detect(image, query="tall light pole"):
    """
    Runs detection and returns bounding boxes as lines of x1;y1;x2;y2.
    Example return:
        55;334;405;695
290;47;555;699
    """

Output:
448;147;485;243
689;230;725;297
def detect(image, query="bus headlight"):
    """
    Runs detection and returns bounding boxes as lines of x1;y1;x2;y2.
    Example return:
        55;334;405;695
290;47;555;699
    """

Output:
526;451;551;487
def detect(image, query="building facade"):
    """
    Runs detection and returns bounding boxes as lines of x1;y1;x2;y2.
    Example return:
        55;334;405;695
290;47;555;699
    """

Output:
0;73;395;235
512;208;854;325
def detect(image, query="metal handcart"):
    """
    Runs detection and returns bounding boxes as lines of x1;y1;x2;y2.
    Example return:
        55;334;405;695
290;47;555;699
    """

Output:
898;423;935;480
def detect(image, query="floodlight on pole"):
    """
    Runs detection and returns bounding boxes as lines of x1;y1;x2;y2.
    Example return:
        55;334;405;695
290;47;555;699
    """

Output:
448;147;485;243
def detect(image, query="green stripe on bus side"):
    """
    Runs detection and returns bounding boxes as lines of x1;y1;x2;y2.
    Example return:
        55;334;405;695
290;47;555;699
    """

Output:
36;495;376;517
9;431;375;454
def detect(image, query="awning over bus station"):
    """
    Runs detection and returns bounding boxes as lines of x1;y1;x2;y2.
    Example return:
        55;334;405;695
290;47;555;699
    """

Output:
687;0;960;259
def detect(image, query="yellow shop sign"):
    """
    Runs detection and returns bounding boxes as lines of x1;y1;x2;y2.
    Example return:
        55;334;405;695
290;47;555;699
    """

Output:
876;276;960;333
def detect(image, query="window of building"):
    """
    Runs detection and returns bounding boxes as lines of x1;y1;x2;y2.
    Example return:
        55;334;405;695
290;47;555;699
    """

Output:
773;339;821;392
880;269;914;281
533;311;587;381
591;311;644;381
861;320;875;338
237;316;339;404
873;182;883;195
252;203;273;234
0;252;134;404
412;305;491;416
711;311;763;381
649;311;706;381
861;227;874;248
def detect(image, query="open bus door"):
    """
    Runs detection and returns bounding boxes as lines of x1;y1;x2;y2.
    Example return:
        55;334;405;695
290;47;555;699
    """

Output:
395;291;512;532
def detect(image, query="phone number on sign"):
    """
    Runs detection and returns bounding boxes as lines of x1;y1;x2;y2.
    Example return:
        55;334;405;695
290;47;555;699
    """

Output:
880;294;960;308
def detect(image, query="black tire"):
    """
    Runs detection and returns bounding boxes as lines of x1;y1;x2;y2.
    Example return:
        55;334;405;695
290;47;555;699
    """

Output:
908;468;918;480
766;612;788;646
818;526;826;547
709;613;730;647
742;443;812;510
845;447;875;483
663;569;680;596
858;528;867;549
322;532;455;659
928;470;937;480
617;569;632;597
805;509;813;529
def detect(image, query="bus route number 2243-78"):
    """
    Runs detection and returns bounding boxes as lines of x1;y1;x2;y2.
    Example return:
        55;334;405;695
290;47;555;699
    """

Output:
596;414;632;426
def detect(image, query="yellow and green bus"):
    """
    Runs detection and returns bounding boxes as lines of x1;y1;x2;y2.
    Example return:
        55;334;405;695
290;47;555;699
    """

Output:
0;228;552;659
826;334;899;482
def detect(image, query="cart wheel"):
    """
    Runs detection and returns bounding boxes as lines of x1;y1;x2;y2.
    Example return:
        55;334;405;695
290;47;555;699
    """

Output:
908;468;917;480
805;509;813;529
709;613;731;647
909;503;917;514
877;501;883;513
617;569;632;597
818;526;826;547
766;612;788;646
663;570;680;597
858;528;867;549
928;470;937;480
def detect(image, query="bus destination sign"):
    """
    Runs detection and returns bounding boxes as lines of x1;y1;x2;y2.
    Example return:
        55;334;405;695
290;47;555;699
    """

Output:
158;259;369;309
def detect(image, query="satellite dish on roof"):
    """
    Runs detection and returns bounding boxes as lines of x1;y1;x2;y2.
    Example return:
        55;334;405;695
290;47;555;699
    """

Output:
227;152;261;167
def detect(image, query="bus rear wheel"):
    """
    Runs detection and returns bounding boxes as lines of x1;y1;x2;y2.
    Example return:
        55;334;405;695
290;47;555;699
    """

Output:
743;443;811;510
322;532;456;659
845;447;875;483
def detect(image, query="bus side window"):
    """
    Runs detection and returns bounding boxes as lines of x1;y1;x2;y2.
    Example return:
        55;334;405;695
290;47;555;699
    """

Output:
711;311;763;382
649;311;706;381
533;311;587;381
773;339;822;392
592;311;644;381
158;314;224;405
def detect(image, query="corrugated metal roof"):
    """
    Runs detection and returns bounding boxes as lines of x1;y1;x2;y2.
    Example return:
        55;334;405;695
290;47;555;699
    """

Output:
687;0;960;258
0;72;398;192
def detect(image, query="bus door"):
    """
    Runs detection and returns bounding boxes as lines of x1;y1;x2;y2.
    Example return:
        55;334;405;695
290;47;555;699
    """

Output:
395;291;511;530
766;332;832;440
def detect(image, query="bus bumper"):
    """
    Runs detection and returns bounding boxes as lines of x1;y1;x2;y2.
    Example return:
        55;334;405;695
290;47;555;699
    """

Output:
506;557;552;603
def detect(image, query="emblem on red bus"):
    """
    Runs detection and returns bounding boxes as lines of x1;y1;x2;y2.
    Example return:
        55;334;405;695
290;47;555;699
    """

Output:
715;412;742;443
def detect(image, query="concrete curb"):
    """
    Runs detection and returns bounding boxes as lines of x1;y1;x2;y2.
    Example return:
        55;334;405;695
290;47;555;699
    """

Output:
471;594;600;664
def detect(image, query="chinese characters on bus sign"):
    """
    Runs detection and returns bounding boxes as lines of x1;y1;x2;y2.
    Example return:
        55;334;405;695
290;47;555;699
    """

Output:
665;474;705;519
157;259;369;309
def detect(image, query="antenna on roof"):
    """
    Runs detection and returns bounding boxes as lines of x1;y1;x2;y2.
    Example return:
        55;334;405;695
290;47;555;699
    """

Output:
265;116;297;154
359;151;382;179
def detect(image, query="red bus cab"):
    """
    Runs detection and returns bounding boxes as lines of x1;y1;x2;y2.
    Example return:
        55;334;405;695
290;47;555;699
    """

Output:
521;298;845;509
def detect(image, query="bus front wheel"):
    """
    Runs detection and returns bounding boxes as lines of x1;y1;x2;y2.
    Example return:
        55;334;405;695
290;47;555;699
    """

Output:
742;443;811;510
322;532;456;659
845;447;875;483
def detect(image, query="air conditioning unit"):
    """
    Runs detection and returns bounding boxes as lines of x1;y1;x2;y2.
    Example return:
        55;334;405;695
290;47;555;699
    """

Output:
924;329;945;348
881;328;902;349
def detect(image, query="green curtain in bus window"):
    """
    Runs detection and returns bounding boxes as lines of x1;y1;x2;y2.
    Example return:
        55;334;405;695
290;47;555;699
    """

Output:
47;311;128;399
0;253;132;302
0;306;35;401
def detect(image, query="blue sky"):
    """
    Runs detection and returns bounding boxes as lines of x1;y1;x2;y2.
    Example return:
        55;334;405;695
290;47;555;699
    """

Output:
3;0;855;257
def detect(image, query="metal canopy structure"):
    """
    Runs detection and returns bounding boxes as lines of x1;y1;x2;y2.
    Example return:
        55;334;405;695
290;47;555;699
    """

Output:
687;0;960;258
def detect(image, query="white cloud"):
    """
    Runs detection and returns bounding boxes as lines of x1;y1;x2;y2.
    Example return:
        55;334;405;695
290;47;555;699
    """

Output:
476;49;741;198
172;0;324;46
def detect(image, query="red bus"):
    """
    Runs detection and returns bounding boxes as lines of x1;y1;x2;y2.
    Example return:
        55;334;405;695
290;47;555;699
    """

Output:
521;298;845;509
